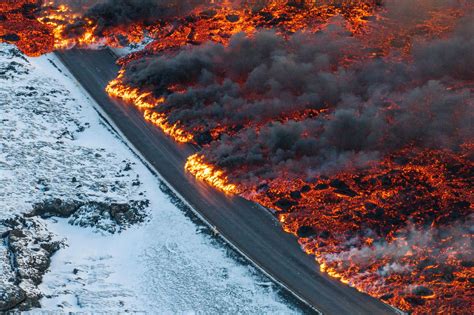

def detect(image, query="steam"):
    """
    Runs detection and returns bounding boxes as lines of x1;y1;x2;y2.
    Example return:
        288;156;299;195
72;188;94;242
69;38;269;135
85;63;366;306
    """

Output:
325;218;474;269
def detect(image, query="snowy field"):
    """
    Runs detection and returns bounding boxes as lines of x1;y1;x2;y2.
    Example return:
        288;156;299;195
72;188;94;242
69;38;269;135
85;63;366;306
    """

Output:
0;43;300;313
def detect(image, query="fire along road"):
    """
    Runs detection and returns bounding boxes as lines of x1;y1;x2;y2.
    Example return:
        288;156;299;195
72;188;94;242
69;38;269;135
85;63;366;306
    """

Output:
56;48;397;315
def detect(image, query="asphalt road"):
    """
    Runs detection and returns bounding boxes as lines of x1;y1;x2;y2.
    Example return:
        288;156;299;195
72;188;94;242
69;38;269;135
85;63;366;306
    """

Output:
56;48;397;315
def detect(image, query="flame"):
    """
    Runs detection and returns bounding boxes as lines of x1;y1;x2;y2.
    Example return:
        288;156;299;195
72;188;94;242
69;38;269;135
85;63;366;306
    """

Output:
106;71;193;143
185;153;239;194
37;2;99;50
144;109;194;143
106;70;161;109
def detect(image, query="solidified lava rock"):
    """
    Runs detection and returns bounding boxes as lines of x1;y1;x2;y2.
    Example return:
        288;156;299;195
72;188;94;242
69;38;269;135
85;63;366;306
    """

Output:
1;34;20;42
412;286;434;296
0;287;26;312
364;202;377;210
200;9;217;19
28;198;149;233
314;183;329;190
404;295;425;306
296;225;317;238
333;188;357;197
29;198;82;218
274;198;298;210
329;179;357;197
259;11;274;22
225;14;240;22
460;260;474;268
379;293;394;300
319;230;331;239
290;190;302;200
300;185;311;193
379;175;392;187
1;216;61;311
329;179;350;190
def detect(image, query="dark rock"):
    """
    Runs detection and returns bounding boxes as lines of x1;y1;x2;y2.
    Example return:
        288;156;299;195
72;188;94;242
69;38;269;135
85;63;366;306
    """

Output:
371;207;385;220
30;198;148;233
40;242;61;254
300;185;311;193
329;179;350;190
0;286;26;311
1;216;61;311
404;295;425;306
393;156;409;165
461;260;474;268
446;163;463;175
296;226;317;238
364;202;377;211
256;183;269;192
334;188;357;197
314;183;329;190
9;229;26;238
259;11;274;22
417;258;436;270
29;199;82;218
225;14;240;22
453;200;470;210
274;198;298;211
290;190;302;200
379;293;394;300
412;286;433;296
442;271;455;282
319;230;330;239
200;9;217;19
1;34;20;42
379;175;392;187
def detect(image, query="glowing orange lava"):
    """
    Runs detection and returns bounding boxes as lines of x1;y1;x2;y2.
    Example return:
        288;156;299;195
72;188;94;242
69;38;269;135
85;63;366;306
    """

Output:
185;154;239;194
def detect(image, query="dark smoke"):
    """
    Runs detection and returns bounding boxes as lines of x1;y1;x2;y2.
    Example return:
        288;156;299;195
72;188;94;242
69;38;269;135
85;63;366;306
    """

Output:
64;0;208;37
124;21;359;133
120;13;473;182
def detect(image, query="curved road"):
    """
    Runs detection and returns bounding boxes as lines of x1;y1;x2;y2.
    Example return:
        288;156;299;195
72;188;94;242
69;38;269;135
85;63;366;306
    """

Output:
56;49;397;315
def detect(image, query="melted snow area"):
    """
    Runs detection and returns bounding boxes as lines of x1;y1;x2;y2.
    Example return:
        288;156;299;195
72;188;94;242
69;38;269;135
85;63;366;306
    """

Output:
0;44;298;313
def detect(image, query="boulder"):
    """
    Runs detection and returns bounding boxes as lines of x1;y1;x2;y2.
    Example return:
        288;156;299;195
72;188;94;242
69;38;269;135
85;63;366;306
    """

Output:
296;226;317;238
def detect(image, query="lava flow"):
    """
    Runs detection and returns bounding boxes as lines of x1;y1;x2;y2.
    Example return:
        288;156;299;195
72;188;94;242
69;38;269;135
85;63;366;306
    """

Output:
1;1;473;314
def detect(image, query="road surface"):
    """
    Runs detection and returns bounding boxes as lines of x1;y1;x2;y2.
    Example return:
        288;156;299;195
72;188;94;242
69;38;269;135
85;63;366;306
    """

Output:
56;48;397;315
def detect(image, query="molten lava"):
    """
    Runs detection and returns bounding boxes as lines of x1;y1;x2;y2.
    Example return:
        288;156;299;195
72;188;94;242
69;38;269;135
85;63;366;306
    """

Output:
2;1;473;314
185;153;239;194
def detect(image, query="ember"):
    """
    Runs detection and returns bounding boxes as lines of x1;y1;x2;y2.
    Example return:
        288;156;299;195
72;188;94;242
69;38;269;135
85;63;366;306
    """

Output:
1;1;473;313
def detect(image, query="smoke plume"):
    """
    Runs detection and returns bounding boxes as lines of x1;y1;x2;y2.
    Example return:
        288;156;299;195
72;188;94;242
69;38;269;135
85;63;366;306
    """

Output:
121;14;473;182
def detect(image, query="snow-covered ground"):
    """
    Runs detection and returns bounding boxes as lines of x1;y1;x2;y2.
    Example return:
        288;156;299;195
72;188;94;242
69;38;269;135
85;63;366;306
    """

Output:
0;43;299;313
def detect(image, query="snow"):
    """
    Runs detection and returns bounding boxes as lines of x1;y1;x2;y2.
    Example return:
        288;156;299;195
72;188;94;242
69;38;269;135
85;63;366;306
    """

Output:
0;43;299;313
